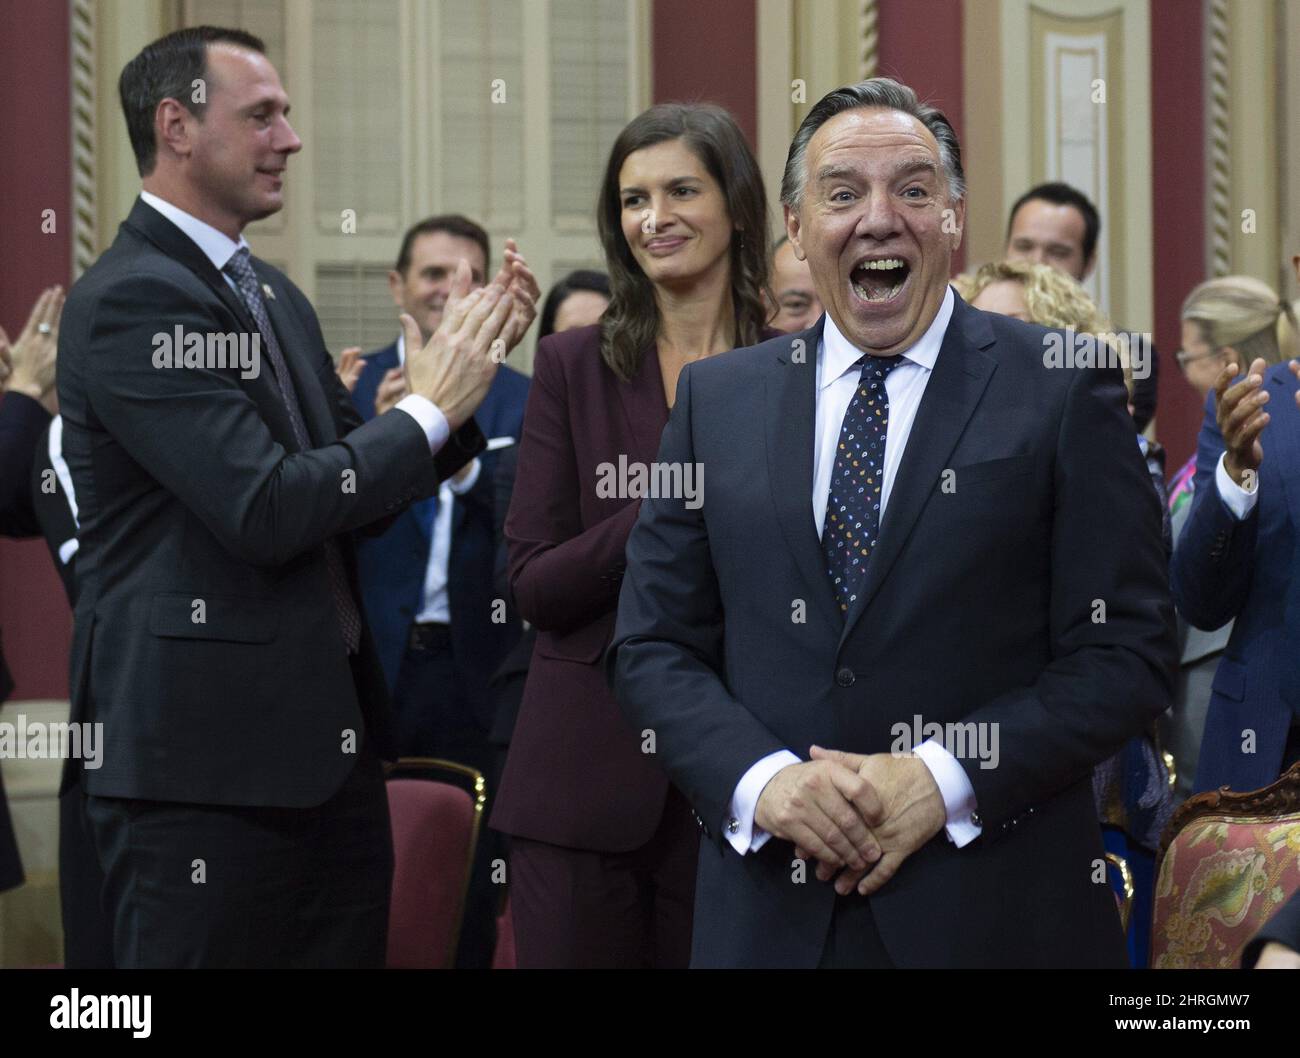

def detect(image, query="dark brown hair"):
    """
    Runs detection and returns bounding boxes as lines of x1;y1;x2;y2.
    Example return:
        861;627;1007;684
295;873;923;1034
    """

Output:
596;104;770;382
394;214;490;277
119;26;266;177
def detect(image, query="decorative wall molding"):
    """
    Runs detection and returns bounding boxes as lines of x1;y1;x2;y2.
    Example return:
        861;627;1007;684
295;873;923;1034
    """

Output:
1205;0;1231;277
70;0;97;279
860;0;878;79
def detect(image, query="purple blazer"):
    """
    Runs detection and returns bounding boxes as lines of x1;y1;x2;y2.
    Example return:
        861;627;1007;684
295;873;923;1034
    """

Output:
492;324;777;850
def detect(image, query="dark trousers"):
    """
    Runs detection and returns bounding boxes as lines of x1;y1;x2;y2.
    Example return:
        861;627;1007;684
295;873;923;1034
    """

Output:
392;623;501;967
507;787;697;968
84;739;392;969
818;894;895;969
60;777;115;967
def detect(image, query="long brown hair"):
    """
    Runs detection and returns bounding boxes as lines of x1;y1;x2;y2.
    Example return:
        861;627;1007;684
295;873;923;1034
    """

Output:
596;103;770;382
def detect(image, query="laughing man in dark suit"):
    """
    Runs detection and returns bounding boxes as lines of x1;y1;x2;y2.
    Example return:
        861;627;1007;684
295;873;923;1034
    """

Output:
610;79;1176;968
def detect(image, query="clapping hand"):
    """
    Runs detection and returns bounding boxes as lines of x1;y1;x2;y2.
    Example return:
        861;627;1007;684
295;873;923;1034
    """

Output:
335;346;363;393
0;285;64;413
400;259;512;431
1216;357;1271;488
490;238;540;354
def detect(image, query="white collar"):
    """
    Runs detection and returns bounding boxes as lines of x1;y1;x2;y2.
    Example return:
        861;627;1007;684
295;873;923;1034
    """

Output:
819;284;955;390
139;190;249;273
395;331;405;367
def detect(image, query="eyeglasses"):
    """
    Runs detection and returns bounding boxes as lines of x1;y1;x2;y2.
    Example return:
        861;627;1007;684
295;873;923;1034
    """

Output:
1175;347;1225;368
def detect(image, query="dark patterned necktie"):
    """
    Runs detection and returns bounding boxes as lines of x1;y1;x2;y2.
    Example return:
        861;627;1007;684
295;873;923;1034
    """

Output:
224;247;362;653
821;353;907;616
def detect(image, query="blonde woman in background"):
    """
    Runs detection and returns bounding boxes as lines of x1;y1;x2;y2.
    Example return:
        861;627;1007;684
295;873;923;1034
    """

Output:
1164;276;1298;825
1168;277;1297;515
965;259;1172;967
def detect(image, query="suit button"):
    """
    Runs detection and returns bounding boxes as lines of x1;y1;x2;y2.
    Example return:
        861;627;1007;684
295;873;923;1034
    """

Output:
971;810;983;828
836;667;855;687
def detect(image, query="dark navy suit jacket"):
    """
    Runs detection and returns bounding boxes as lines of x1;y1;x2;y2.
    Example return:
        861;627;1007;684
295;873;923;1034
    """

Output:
609;295;1177;967
352;342;529;727
1171;363;1300;794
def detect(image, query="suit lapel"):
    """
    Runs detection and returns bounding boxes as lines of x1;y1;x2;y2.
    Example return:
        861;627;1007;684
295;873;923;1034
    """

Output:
766;321;841;629
124;198;258;333
839;297;998;647
616;342;670;463
1267;366;1300;529
256;266;338;448
122;199;302;449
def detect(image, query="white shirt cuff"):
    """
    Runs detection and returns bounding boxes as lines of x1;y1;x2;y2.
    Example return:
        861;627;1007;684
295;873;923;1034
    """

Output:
1215;451;1258;520
394;394;451;454
726;750;801;855
912;740;981;848
446;457;481;494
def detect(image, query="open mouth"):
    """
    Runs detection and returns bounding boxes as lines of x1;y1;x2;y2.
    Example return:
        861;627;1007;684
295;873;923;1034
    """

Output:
850;257;910;304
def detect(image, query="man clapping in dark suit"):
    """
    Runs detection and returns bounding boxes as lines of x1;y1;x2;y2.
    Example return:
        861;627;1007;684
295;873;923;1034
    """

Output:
610;78;1176;968
58;26;533;968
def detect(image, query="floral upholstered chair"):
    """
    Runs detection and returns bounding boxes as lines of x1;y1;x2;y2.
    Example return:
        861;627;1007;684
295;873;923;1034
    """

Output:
1150;762;1300;968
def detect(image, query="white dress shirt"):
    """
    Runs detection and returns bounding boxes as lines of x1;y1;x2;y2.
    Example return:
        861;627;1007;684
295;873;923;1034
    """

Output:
390;333;483;623
47;414;80;565
138;191;449;454
1214;451;1258;519
726;285;982;855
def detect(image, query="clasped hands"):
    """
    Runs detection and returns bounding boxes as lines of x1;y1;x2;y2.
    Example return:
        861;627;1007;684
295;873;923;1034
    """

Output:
753;746;946;897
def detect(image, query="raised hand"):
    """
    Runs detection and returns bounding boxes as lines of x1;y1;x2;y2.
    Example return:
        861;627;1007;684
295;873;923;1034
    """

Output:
401;258;511;431
753;757;882;871
2;285;64;412
799;746;945;897
1215;356;1270;488
335;346;363;394
373;366;408;417
490;238;540;355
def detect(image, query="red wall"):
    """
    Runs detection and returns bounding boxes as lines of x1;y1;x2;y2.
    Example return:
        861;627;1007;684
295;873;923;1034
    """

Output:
652;0;758;147
1150;0;1206;470
0;0;74;700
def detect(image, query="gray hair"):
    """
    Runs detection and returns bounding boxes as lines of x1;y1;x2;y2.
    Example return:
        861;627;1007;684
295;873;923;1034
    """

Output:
780;78;966;210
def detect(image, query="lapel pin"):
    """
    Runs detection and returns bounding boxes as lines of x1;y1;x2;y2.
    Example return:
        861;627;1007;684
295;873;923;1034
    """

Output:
262;282;276;301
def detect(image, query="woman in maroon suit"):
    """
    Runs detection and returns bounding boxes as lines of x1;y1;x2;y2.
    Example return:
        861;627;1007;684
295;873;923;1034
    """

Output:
492;104;775;967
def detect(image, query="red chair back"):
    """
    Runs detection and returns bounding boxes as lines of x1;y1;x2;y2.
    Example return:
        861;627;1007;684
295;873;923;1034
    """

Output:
385;761;484;969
